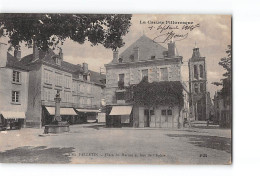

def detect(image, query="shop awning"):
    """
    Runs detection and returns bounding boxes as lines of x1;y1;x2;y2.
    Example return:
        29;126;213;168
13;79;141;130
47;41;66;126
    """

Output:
45;107;77;115
76;109;101;113
109;106;133;116
1;111;25;119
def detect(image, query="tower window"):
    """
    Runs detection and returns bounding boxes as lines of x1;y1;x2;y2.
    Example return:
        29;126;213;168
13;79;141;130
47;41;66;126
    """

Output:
200;83;204;92
199;65;203;78
194;65;198;79
194;83;199;94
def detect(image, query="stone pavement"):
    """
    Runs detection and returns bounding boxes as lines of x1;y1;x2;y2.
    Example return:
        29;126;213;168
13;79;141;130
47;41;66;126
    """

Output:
0;123;231;164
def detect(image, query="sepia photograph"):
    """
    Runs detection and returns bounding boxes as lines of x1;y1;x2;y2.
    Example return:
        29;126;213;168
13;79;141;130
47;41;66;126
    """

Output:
0;14;232;164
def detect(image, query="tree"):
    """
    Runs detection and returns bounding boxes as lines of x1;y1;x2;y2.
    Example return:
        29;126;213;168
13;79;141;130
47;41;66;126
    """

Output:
212;45;231;86
0;14;132;51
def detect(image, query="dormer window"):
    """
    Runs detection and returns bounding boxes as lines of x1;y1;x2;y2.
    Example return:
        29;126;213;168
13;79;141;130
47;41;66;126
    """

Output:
53;56;61;66
118;58;123;63
130;55;134;62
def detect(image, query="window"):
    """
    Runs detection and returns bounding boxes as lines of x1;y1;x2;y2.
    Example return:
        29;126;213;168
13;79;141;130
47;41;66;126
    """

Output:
199;65;203;78
200;83;204;93
160;68;168;81
119;74;125;82
12;91;20;103
194;65;198;79
167;109;172;115
55;73;62;86
87;98;92;106
44;70;52;84
12;71;21;83
141;69;148;80
130;55;134;62
144;109;149;115
73;96;78;104
55;57;61;65
150;110;155;115
65;76;71;88
118;58;123;63
118;74;125;89
194;83;199;94
151;56;155;60
87;84;91;94
161;110;166;116
116;92;125;100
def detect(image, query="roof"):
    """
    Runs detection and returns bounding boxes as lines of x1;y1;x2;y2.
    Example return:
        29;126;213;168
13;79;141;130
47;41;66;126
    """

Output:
6;52;29;71
19;49;105;85
190;48;205;61
117;35;168;63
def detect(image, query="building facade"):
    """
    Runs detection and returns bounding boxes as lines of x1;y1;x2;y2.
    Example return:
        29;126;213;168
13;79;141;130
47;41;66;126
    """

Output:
1;43;105;129
105;35;189;128
19;47;105;128
188;47;209;121
213;78;232;128
0;43;29;129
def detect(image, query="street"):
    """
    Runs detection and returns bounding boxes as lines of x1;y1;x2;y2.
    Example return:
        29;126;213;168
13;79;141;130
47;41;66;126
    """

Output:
0;124;231;164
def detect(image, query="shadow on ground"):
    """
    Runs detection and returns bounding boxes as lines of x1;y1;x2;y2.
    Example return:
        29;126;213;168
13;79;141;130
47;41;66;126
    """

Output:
82;124;105;130
0;146;75;163
166;134;231;153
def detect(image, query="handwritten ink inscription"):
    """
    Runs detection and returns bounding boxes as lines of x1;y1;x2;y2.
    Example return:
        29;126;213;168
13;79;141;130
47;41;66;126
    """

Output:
140;20;200;43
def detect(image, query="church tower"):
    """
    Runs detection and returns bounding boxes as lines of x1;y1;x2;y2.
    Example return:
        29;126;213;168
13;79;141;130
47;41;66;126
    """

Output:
188;47;208;121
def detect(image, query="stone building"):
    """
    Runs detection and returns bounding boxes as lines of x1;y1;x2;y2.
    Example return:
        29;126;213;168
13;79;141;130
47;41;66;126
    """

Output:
105;35;189;128
188;47;209;121
17;46;105;128
0;43;29;129
213;78;232;128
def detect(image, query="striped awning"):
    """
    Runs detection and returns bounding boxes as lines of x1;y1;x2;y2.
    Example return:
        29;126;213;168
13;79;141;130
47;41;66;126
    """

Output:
1;111;25;119
109;106;133;116
76;109;101;113
45;107;77;115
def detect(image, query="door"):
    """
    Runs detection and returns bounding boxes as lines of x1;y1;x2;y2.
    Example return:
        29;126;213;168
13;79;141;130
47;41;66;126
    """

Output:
144;109;150;127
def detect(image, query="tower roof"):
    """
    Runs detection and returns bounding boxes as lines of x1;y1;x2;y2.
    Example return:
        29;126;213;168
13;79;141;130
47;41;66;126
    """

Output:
190;47;205;61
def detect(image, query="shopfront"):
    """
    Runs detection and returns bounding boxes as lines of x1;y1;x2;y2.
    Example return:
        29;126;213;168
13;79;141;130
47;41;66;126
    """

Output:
0;111;25;130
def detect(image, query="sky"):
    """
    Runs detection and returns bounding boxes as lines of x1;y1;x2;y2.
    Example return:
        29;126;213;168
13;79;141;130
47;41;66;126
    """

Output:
1;14;231;99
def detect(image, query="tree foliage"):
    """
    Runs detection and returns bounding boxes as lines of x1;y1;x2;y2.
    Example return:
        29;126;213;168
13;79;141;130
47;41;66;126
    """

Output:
131;78;184;108
212;45;231;86
0;14;132;51
219;45;231;78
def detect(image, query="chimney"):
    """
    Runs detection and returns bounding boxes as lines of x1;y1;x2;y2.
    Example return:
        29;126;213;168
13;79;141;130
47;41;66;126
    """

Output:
14;48;22;61
167;41;176;58
112;50;119;63
192;48;201;59
59;48;63;61
33;41;39;61
82;62;88;74
0;42;8;67
133;47;139;61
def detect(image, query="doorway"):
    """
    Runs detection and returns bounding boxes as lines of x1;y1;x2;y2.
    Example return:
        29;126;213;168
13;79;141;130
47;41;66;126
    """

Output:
144;109;150;127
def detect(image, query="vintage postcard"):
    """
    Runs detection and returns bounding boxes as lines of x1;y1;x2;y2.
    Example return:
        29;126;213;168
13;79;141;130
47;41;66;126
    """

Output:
0;14;232;164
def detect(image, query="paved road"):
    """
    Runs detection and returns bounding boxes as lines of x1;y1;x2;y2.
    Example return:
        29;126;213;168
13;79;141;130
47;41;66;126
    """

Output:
0;124;231;164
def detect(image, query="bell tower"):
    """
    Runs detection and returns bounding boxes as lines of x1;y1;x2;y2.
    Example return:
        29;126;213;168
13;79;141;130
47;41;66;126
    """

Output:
188;46;208;121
